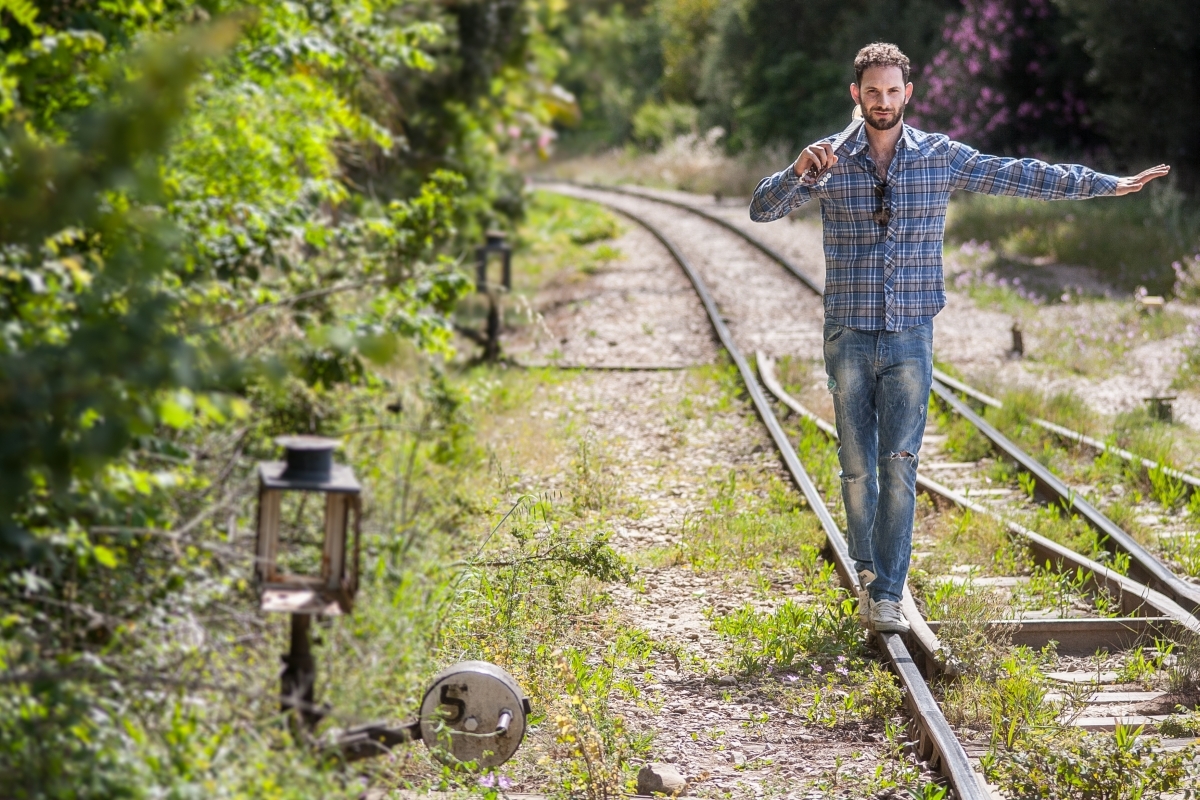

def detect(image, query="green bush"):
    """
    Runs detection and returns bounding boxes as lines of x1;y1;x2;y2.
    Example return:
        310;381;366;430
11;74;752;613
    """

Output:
631;99;698;149
982;724;1196;799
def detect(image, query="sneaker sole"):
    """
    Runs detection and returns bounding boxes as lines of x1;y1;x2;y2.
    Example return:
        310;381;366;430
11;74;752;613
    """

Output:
871;622;910;634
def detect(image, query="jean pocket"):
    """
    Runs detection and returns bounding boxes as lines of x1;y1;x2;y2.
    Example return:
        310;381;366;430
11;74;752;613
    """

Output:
823;324;846;343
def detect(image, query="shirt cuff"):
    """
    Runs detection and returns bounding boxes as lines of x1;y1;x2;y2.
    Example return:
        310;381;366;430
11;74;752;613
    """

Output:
1094;173;1120;196
779;162;804;190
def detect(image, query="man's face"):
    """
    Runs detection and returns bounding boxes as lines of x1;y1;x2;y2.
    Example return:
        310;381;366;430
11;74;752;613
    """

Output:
851;66;912;132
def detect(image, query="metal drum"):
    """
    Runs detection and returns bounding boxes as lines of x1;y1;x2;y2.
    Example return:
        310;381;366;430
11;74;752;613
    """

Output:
418;661;531;768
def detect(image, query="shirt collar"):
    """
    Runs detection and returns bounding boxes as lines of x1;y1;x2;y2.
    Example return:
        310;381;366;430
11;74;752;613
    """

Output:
843;122;918;155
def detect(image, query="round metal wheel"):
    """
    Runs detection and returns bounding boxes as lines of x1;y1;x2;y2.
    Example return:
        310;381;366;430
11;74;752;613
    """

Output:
418;661;530;768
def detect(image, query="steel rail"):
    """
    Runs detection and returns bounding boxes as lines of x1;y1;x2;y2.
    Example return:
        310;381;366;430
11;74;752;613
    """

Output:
550;188;991;800
756;352;1200;640
932;384;1200;614
565;181;1200;619
574;181;1200;492
930;368;1200;491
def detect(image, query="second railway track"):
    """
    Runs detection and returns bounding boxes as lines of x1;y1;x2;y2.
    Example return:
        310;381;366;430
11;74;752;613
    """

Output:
541;180;1200;798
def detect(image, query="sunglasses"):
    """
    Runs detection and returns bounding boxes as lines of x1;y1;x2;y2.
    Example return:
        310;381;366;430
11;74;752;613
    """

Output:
873;182;891;226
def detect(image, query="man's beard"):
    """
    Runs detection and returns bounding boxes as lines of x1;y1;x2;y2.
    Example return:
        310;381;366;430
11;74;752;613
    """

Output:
861;100;906;131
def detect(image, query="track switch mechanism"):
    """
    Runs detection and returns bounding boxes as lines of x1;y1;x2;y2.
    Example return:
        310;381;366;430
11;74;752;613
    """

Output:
333;661;531;768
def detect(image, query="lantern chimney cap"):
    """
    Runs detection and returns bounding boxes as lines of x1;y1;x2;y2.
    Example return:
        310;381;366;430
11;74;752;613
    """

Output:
276;435;341;453
259;435;360;493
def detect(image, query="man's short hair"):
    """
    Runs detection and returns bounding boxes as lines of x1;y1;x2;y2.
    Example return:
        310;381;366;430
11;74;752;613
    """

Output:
854;43;911;86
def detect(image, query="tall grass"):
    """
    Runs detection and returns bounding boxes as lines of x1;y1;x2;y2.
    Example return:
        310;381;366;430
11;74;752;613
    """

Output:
946;182;1200;294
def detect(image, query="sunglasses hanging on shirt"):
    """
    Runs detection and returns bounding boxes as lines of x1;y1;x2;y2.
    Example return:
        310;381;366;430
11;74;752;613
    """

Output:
873;182;891;226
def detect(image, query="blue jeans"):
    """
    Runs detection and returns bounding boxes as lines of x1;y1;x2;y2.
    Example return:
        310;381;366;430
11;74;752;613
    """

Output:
822;320;933;603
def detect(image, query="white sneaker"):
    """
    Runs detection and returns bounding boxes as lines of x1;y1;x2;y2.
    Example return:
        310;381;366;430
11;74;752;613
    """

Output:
867;598;910;634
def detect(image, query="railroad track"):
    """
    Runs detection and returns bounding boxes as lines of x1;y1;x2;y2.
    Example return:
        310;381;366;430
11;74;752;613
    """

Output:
573;181;1200;609
541;180;1200;798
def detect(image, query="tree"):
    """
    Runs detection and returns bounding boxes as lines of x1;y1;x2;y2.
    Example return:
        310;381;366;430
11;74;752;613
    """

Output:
699;0;957;152
1055;0;1200;189
909;0;1102;157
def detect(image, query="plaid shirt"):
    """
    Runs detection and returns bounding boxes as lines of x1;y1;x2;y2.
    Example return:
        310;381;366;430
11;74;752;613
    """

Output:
749;123;1119;331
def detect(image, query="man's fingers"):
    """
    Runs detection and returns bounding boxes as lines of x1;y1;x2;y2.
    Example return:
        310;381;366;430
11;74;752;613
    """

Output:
807;145;828;171
1135;165;1170;182
1114;165;1171;194
796;141;842;180
811;143;838;171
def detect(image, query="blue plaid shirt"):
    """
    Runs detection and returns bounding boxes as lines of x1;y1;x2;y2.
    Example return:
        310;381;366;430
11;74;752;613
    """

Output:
749;123;1119;331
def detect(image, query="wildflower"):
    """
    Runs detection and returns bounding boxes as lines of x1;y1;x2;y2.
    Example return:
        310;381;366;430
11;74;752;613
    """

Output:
478;775;497;789
782;673;799;683
812;664;823;674
499;777;514;789
836;667;850;677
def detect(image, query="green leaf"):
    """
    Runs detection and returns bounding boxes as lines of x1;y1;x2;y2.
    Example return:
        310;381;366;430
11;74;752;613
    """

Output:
92;545;118;568
158;394;193;429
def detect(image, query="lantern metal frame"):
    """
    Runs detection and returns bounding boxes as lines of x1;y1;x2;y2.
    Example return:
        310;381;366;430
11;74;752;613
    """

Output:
475;230;512;293
254;436;362;616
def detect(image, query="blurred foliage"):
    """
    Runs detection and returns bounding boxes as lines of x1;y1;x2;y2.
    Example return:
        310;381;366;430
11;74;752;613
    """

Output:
947;183;1200;293
910;0;1102;158
1056;0;1200;190
552;0;1200;192
699;0;956;152
0;0;578;795
550;0;956;153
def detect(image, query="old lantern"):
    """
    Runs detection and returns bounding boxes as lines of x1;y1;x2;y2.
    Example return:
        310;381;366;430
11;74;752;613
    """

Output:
255;436;362;616
475;230;512;293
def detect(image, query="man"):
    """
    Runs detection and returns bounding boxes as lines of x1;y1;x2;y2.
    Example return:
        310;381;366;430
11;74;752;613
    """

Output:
748;42;1169;634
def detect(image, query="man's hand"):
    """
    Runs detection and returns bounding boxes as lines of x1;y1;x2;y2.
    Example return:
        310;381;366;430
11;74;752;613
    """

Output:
1114;164;1170;196
793;141;839;183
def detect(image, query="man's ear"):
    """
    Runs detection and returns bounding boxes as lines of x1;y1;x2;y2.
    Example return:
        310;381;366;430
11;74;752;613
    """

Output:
904;82;913;104
850;83;861;105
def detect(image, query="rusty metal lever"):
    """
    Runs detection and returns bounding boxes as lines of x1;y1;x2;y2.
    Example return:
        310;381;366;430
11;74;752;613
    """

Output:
332;720;423;762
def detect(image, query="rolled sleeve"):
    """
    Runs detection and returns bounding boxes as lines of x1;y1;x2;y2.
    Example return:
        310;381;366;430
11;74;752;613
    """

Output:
749;164;812;222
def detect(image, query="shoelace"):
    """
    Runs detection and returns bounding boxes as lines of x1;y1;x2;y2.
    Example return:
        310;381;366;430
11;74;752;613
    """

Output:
871;599;904;622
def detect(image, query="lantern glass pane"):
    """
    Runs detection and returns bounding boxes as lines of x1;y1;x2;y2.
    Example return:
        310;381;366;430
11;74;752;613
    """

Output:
273;491;333;581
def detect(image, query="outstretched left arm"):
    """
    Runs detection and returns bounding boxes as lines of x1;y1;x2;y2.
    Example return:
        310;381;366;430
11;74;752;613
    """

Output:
948;140;1170;200
1113;164;1171;196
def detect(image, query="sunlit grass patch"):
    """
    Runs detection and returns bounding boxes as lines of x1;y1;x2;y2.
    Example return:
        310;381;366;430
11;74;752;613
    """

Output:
946;186;1200;294
1032;305;1189;378
947;653;1056;744
911;500;1027;579
676;471;821;574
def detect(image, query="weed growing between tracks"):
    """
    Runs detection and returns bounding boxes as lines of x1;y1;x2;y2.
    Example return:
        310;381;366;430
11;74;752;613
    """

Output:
929;388;1200;575
982;723;1195;800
